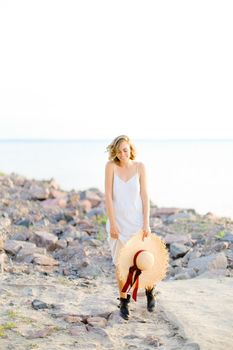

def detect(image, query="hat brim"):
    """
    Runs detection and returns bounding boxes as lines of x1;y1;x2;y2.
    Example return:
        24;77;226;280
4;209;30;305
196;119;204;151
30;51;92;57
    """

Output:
116;230;169;289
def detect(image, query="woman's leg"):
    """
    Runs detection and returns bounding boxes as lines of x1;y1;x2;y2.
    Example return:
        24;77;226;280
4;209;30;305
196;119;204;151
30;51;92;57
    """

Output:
115;268;127;298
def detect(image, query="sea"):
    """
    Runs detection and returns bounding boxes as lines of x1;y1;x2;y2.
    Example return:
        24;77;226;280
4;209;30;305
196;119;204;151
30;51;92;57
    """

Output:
0;139;232;220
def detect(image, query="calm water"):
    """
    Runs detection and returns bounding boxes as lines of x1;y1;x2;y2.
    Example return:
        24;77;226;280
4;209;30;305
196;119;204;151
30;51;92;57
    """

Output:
0;139;233;219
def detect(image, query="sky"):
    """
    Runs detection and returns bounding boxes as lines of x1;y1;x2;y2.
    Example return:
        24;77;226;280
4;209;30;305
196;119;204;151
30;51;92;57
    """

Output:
0;0;232;140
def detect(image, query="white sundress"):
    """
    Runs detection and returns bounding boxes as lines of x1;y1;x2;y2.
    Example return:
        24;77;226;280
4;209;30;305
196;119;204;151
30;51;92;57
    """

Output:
106;162;144;265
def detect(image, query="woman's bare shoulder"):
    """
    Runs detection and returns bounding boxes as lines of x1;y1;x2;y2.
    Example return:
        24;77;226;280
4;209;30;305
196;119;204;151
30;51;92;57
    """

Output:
105;161;115;171
137;162;146;176
137;161;145;169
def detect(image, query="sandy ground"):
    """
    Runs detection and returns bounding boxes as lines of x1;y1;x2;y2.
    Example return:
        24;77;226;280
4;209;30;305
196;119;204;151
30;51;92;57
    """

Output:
0;269;232;350
157;277;233;350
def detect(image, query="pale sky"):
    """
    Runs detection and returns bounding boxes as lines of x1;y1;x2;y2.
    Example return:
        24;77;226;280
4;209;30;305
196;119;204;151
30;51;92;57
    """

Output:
0;0;232;140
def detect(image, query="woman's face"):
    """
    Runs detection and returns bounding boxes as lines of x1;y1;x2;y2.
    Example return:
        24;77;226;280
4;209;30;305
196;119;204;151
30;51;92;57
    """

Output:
116;140;131;161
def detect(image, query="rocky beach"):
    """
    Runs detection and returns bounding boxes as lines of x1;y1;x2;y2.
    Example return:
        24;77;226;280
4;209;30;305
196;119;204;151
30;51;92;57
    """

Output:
0;172;233;350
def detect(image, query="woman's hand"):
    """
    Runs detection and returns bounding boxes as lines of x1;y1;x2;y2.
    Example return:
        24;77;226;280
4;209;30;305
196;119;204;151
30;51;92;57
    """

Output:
110;224;120;239
142;225;151;241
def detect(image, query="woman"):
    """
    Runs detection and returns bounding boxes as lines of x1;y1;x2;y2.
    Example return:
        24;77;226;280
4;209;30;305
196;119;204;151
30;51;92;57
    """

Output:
105;135;156;320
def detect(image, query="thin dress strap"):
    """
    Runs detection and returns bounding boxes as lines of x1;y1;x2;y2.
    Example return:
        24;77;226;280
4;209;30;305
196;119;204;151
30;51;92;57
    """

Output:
136;162;139;175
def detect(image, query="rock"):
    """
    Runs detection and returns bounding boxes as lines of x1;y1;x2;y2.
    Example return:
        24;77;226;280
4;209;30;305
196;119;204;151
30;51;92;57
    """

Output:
79;199;92;213
150;207;180;217
87;238;103;247
50;189;67;199
188;252;228;275
31;231;58;251
80;190;101;208
33;254;59;266
41;198;67;208
32;299;55;310
10;173;26;186
55;239;67;249
10;232;30;241
191;232;204;240
182;249;201;264
69;324;88;335
174;268;197;280
68;193;80;208
60;228;83;241
170;243;190;258
64;315;83;323
24;326;54;339
2;177;14;188
170;258;183;267
87;316;107;328
16;247;46;263
165;212;196;224
86;325;113;344
220;232;233;243
212;241;229;252
164;234;192;245
30;186;50;200
15;218;32;228
48;178;60;190
4;240;36;255
86;207;106;218
53;245;85;262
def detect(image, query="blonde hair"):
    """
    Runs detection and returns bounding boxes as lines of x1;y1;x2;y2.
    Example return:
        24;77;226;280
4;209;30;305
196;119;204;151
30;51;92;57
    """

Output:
106;135;136;164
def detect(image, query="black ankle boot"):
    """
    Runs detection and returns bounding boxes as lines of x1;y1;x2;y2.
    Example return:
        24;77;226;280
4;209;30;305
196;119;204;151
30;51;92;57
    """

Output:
145;287;156;312
119;294;131;320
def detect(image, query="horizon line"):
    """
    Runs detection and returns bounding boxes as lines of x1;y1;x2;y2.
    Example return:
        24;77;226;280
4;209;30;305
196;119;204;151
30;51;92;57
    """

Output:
0;138;233;142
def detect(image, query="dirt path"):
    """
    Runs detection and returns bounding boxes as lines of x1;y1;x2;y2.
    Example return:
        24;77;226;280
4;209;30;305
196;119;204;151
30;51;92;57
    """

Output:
0;270;192;350
157;277;233;350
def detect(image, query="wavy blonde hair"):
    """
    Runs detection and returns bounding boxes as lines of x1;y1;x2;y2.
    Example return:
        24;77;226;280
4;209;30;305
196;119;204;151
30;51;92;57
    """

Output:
106;135;136;165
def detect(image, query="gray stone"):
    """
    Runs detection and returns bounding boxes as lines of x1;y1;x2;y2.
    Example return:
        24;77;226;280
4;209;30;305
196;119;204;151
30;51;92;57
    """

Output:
86;207;106;218
170;243;190;258
15;218;32;228
4;240;36;255
30;186;50;200
174;268;197;280
212;241;229;252
80;190;101;207
33;254;59;266
165;234;191;245
32;231;58;251
16;246;46;262
182;249;201;264
188;252;227;275
32;299;54;310
220;232;233;243
171;258;183;267
87;316;107;328
165;212;196;224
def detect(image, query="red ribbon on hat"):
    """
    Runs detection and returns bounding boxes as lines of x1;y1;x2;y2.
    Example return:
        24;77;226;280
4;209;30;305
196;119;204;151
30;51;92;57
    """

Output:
121;249;145;301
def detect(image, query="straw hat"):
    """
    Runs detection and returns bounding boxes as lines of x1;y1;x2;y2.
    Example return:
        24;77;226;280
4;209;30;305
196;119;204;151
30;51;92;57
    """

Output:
116;230;169;301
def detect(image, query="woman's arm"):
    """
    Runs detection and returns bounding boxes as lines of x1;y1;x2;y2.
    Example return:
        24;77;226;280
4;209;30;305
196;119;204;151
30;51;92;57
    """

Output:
139;162;151;239
105;161;119;239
